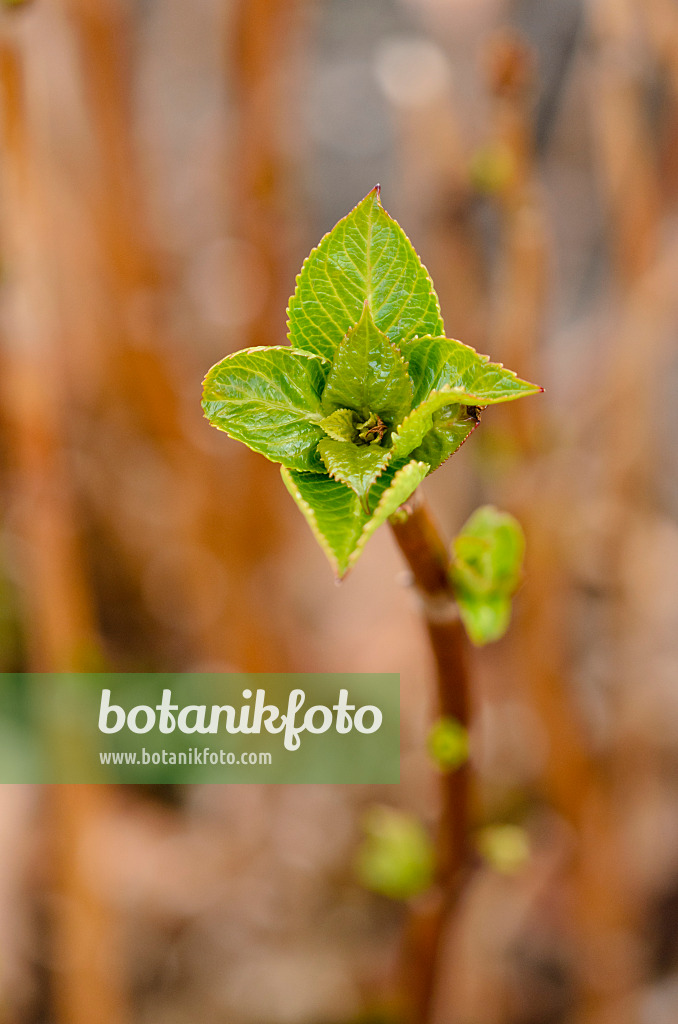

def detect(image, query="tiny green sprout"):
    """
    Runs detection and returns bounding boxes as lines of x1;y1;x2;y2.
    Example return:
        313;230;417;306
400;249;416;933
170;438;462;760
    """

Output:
477;823;530;875
202;187;541;576
427;716;469;772
355;804;435;902
450;505;526;646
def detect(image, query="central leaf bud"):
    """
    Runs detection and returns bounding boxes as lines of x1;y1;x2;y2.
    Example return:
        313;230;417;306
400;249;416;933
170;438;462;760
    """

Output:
356;412;388;446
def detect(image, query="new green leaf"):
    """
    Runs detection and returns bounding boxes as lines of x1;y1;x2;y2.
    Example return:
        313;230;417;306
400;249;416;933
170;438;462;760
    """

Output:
288;186;444;360
281;469;367;576
282;459;427;576
318;408;357;442
410;405;479;471
407;336;542;407
350;460;429;564
321;304;413;424
390;390;477;465
318;438;391;503
202;347;329;472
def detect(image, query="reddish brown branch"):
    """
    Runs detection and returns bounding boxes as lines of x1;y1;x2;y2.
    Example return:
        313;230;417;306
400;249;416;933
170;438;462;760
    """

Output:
390;499;472;886
389;494;475;1021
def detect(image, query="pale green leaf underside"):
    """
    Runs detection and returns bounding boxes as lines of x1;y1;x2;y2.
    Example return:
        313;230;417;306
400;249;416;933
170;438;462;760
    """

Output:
351;460;429;566
321;305;413;423
318;438;391;501
281;459;428;577
202;347;329;472
390;390;473;462
410;405;479;472
319;407;357;441
407;336;542;407
287;187;444;361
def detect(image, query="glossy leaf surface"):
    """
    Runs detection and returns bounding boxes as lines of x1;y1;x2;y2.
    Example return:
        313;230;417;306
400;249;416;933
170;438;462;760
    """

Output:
202;347;329;472
287;187;444;360
407;336;542;407
317;438;391;502
321;305;413;424
390;390;476;466
282;459;427;576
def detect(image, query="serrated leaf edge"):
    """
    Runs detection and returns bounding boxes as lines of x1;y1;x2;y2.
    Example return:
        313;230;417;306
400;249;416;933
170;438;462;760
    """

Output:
201;345;332;470
347;460;430;571
370;196;444;343
285;190;381;349
202;344;331;405
286;187;444;354
410;407;481;472
321;303;414;421
387;337;415;412
390;387;463;460
405;336;543;405
318;442;393;504
431;420;481;468
318;408;357;442
280;467;347;576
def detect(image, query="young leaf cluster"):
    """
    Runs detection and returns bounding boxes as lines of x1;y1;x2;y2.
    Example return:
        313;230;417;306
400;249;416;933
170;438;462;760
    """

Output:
202;188;541;576
450;505;526;645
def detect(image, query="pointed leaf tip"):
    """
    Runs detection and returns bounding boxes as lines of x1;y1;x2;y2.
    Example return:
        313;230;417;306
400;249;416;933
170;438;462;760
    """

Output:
282;459;428;577
287;188;444;361
407;336;542;408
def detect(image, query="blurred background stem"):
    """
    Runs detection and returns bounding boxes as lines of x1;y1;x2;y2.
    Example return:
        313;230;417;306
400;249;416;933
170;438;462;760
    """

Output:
0;31;125;1024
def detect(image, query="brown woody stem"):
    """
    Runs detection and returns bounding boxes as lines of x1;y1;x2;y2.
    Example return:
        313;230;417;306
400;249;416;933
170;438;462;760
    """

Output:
389;490;475;1021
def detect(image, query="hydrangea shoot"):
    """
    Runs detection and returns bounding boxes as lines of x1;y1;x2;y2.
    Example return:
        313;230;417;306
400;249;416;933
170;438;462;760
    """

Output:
202;187;541;578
